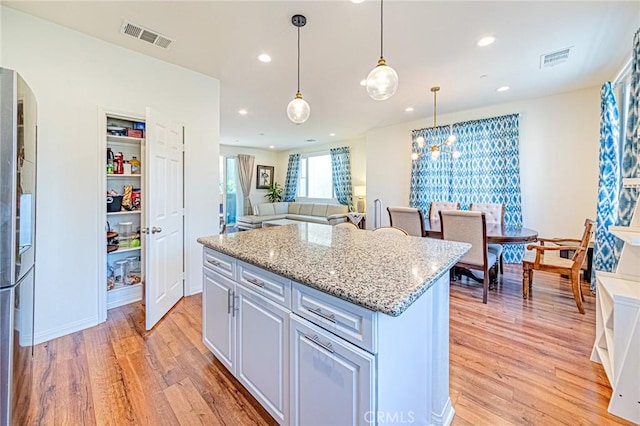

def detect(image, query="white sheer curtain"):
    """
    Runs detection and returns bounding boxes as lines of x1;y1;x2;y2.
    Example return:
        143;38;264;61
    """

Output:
237;154;255;216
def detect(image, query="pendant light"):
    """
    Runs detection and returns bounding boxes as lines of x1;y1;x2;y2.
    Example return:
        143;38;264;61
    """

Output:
287;14;311;124
366;0;398;101
412;87;460;161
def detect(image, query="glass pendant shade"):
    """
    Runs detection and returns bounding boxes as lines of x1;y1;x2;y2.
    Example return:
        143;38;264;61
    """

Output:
287;93;310;124
366;59;398;101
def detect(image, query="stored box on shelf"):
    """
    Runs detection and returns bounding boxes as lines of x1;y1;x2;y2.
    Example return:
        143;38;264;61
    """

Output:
127;129;143;138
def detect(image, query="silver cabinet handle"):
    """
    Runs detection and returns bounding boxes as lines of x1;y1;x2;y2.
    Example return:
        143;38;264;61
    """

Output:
227;288;233;314
232;294;239;317
310;307;336;323
246;277;265;288
140;227;150;234
151;226;162;234
303;334;335;354
209;259;221;267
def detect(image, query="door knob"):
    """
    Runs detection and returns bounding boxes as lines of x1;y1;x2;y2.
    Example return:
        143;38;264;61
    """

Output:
151;226;162;234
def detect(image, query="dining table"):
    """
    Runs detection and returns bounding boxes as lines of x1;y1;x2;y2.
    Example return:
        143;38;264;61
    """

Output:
425;221;539;245
425;221;539;289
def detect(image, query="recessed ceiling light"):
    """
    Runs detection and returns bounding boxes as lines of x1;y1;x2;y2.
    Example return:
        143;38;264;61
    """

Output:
497;86;510;92
238;109;248;115
360;79;367;87
269;145;275;149
329;133;336;137
405;107;414;112
351;0;365;3
477;36;495;47
258;53;271;63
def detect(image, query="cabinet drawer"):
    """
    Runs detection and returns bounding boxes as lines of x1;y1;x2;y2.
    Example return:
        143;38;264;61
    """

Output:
203;247;236;280
237;262;291;308
292;282;376;353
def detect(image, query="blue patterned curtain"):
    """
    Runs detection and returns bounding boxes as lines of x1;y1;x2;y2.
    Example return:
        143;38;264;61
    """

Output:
410;114;524;262
592;83;621;291
282;154;300;202
614;28;640;266
330;147;354;210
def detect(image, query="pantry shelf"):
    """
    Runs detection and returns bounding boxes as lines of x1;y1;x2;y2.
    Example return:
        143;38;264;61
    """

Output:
106;173;143;178
107;135;144;145
106;210;142;216
108;246;141;255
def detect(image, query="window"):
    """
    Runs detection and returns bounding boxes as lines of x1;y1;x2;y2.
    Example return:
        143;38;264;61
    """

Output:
297;153;334;199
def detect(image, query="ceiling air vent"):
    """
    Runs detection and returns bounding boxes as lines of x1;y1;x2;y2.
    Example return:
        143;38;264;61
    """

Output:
120;21;174;49
540;47;572;69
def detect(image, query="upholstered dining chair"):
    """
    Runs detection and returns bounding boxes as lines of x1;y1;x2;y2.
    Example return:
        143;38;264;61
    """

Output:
335;221;359;229
470;203;505;275
373;226;409;236
386;207;426;237
429;202;460;230
439;210;498;304
522;219;594;314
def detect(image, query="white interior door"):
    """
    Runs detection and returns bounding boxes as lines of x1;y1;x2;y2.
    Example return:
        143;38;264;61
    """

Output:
145;107;184;330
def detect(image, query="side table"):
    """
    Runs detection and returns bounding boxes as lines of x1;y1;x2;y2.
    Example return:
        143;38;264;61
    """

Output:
347;212;366;229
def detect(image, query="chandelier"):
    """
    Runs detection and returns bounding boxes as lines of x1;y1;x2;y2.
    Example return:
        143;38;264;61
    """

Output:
411;87;460;161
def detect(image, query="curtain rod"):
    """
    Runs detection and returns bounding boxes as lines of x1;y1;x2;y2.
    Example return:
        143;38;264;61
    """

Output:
613;56;632;86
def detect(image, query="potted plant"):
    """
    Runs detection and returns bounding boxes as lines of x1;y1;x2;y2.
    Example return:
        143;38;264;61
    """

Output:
265;182;283;203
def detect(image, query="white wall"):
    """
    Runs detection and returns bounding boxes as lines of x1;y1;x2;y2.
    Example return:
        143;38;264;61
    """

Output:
219;145;278;211
2;8;220;343
366;86;600;238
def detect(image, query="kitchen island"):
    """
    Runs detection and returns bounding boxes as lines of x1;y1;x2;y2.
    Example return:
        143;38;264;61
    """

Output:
198;223;469;426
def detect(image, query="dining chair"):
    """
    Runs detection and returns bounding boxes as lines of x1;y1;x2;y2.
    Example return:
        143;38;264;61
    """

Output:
335;221;359;229
386;207;426;237
522;219;594;314
372;226;409;236
470;203;505;275
439;210;498;304
429;202;460;230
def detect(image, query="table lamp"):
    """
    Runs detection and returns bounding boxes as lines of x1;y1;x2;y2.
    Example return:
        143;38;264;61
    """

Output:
353;186;366;213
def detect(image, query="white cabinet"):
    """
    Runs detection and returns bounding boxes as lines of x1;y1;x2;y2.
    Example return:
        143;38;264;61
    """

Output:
289;313;374;426
202;248;291;424
236;284;289;424
202;246;454;425
203;266;236;373
591;179;640;424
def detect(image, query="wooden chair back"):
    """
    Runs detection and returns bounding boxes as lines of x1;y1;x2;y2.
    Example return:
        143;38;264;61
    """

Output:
386;207;426;237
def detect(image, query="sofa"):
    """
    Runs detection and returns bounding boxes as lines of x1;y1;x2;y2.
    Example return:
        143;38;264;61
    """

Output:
236;202;349;230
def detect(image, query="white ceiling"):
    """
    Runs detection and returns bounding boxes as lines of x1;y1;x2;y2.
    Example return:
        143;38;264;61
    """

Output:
5;1;638;150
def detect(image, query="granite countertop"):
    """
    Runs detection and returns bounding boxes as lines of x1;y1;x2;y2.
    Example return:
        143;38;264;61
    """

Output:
197;223;470;317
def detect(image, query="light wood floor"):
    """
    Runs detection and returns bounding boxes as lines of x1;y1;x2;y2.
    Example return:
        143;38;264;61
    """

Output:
22;265;634;425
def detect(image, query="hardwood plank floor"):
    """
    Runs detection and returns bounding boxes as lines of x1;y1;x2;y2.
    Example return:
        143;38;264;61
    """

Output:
23;265;634;425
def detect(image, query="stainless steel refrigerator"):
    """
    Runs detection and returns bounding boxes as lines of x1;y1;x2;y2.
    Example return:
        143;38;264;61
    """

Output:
0;68;37;425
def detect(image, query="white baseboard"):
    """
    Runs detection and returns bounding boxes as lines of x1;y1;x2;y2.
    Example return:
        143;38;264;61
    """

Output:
34;315;100;345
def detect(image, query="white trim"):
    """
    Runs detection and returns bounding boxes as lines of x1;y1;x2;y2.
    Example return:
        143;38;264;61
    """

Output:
34;315;100;345
97;106;146;323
